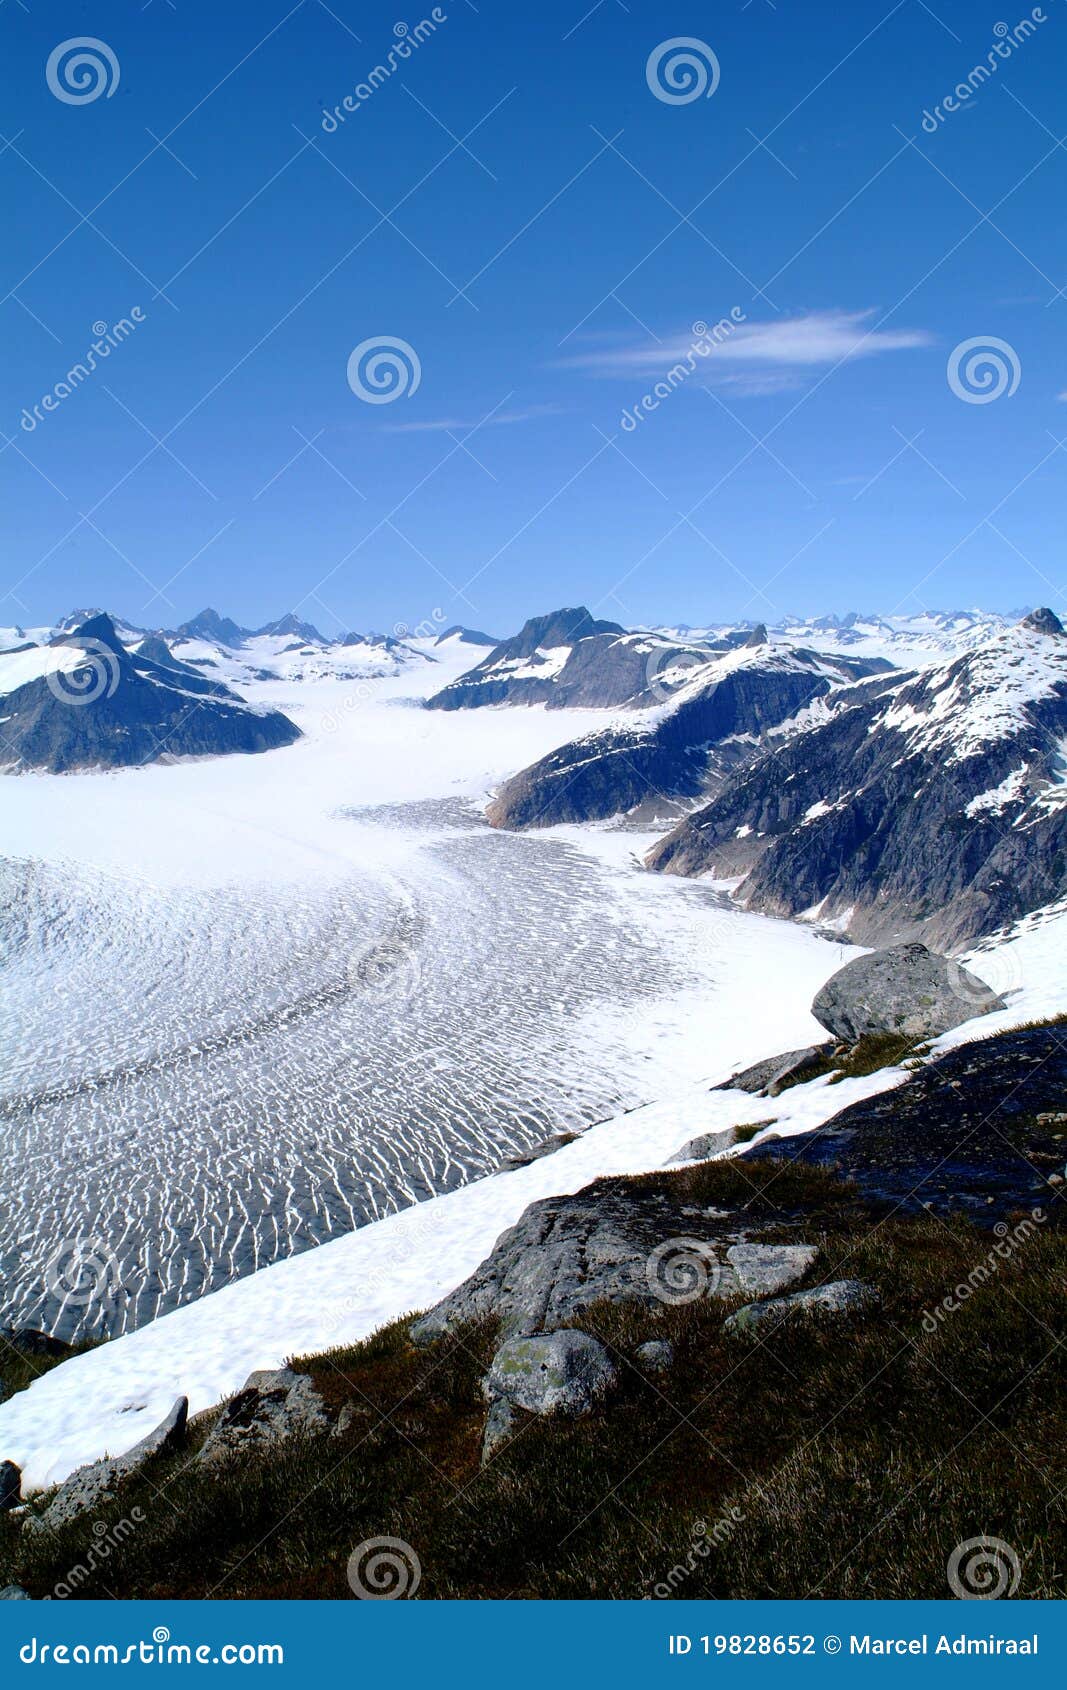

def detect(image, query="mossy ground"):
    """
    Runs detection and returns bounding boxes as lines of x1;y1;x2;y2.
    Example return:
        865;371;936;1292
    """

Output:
3;1159;1062;1601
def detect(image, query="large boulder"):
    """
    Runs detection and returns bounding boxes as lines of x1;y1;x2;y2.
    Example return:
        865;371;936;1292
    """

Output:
199;1367;329;1463
712;1046;832;1098
409;1181;817;1343
29;1397;187;1531
811;943;1004;1045
483;1330;618;1418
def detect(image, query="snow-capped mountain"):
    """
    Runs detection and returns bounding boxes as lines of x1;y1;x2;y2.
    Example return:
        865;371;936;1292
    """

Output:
486;634;889;830
659;608;1017;668
647;609;1067;947
0;614;301;774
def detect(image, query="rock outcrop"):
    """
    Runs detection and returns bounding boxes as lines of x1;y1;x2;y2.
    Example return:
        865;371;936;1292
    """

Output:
409;1183;817;1343
200;1367;329;1463
725;1280;881;1338
748;1023;1067;1221
811;944;1004;1043
27;1397;187;1530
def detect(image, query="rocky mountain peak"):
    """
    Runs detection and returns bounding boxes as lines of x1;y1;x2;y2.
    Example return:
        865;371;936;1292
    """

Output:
52;612;125;653
743;623;769;648
1022;606;1064;637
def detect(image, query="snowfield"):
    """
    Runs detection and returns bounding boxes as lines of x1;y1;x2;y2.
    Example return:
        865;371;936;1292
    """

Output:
2;624;1063;1496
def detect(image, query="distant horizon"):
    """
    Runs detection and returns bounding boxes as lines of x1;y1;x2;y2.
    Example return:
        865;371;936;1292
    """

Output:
2;597;1043;644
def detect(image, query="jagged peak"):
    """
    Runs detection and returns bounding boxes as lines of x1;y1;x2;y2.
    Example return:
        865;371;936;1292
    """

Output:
1022;607;1064;637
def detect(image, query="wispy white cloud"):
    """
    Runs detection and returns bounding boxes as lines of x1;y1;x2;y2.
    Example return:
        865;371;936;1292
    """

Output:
563;309;933;396
1057;390;1067;403
385;404;563;434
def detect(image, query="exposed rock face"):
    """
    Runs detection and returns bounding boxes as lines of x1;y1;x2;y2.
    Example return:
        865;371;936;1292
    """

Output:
200;1368;329;1463
0;1460;21;1511
713;1046;833;1098
29;1397;187;1530
724;1280;880;1338
176;608;251;647
409;1183;816;1342
648;613;1067;947
426;606;629;710
0;615;300;773
483;1330;618;1417
748;1023;1067;1221
487;649;884;830
254;614;324;643
811;944;1004;1043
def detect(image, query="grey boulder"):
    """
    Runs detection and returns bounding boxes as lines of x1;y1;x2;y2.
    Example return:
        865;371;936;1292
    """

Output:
633;1339;675;1373
713;1046;831;1098
812;943;1004;1045
667;1127;739;1164
725;1279;881;1339
484;1330;618;1418
32;1397;187;1530
200;1367;329;1463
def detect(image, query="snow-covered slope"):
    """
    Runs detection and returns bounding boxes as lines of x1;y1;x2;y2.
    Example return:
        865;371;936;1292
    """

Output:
2;891;1062;1494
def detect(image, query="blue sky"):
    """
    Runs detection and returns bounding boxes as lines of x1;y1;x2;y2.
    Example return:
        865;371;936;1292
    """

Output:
4;0;1066;637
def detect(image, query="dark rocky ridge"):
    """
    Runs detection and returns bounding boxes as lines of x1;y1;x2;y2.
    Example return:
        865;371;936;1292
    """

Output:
0;615;300;774
487;652;891;830
749;1022;1067;1223
648;612;1067;947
